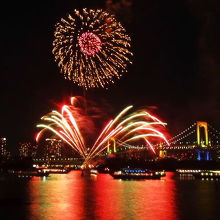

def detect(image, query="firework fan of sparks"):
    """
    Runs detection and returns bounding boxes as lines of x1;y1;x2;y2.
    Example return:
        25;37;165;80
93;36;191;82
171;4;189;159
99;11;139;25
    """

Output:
52;8;133;89
36;97;169;164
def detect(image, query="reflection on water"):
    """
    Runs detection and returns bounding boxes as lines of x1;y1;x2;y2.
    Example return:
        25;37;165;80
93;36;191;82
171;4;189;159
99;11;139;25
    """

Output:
0;172;220;220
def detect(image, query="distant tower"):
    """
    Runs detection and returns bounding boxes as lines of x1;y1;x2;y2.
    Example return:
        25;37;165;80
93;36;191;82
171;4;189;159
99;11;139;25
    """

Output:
196;121;208;147
0;138;7;157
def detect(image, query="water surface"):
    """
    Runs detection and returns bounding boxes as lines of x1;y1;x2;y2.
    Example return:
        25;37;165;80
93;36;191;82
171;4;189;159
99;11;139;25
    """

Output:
0;171;220;220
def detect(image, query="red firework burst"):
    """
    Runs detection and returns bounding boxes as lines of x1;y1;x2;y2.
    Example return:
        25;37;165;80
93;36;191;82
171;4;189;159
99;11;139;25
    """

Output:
78;32;102;56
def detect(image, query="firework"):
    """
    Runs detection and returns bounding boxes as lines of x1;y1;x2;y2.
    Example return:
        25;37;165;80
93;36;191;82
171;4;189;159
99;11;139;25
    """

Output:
52;8;132;89
36;100;87;159
36;97;169;164
86;106;169;161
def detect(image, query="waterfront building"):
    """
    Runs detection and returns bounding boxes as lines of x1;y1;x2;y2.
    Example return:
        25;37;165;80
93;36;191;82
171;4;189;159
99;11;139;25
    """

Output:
44;138;63;159
0;137;7;157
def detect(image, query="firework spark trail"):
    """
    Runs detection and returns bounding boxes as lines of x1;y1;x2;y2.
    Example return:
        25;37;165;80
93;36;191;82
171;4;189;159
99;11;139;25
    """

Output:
144;112;167;126
86;105;133;159
102;105;133;135
49;111;85;154
86;106;169;162
85;106;133;158
86;126;123;161
84;126;123;164
91;119;113;152
61;105;85;152
144;138;156;154
36;124;83;156
36;99;87;158
118;126;169;144
53;8;132;89
36;97;169;163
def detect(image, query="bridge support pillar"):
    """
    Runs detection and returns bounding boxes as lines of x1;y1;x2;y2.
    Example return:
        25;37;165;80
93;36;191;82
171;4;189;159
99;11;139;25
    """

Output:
196;149;211;161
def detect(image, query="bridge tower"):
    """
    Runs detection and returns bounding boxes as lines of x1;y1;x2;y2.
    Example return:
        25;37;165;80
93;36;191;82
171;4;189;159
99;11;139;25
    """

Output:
107;138;117;154
159;143;166;158
196;121;211;160
196;121;209;147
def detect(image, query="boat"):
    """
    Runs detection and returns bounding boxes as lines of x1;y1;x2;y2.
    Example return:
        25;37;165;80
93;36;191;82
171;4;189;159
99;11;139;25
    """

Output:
81;168;98;176
38;168;71;174
111;168;166;180
5;169;49;178
176;169;203;175
193;170;220;179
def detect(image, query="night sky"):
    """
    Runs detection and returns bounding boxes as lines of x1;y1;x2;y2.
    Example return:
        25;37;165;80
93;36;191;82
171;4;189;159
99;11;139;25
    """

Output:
1;0;220;152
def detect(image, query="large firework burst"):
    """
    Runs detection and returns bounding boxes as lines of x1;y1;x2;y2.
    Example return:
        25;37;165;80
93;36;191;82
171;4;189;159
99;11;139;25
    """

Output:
36;97;169;164
52;8;133;89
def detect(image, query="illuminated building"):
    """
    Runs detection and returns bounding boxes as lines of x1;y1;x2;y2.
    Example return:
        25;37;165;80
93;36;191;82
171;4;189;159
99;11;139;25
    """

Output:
0;138;7;157
44;138;63;159
19;142;38;158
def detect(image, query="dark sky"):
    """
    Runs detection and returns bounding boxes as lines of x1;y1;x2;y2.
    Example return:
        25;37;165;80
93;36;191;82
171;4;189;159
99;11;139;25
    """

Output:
1;0;220;151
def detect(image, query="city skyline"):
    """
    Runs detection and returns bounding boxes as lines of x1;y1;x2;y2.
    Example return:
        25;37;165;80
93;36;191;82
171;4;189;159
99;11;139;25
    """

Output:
1;0;220;151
